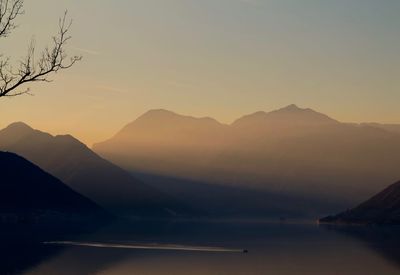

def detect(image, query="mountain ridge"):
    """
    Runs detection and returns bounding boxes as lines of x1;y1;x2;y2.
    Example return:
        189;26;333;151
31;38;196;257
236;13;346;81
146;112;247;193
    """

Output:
232;104;338;129
0;123;191;218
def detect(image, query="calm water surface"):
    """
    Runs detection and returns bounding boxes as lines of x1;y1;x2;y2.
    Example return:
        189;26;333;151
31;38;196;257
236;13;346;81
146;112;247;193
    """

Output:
2;221;400;275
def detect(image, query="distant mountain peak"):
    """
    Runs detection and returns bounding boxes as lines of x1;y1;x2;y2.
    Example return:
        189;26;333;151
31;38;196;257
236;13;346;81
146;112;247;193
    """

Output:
282;104;301;110
0;122;38;147
131;109;223;128
4;121;33;132
0;122;93;158
268;105;338;124
273;104;314;113
233;105;338;127
142;109;178;117
55;134;83;144
136;109;190;122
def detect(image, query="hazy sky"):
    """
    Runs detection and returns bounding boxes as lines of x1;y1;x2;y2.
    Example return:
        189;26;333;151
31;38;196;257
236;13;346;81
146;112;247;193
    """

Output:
0;0;399;145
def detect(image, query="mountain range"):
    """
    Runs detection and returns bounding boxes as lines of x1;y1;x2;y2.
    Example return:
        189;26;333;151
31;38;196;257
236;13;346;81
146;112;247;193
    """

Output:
3;104;400;219
94;105;400;213
0;122;189;218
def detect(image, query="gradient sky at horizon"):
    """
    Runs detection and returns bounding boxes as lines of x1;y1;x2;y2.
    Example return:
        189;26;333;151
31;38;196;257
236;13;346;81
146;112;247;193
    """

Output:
0;0;399;145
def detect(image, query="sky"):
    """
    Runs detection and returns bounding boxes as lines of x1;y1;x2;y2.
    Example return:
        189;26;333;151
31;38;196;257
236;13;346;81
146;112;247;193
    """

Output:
0;0;399;145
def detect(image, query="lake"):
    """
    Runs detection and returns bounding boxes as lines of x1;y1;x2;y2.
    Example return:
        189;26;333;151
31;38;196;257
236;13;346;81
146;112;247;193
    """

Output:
2;220;400;275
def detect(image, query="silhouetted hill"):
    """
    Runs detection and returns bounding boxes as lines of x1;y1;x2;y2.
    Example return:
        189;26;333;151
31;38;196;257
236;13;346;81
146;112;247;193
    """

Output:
0;123;190;218
0;152;107;223
93;105;400;216
320;181;400;225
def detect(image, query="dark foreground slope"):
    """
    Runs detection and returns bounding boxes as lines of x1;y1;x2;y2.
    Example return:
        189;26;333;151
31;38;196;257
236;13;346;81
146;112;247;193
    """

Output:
0;152;108;224
319;181;400;225
0;123;189;218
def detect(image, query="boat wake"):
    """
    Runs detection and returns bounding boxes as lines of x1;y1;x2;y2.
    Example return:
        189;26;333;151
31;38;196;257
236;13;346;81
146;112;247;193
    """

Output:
43;241;247;253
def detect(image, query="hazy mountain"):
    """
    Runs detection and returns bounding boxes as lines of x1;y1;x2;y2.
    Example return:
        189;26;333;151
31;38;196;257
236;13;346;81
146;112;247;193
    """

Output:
360;123;400;136
99;109;228;149
319;180;400;225
94;109;230;181
0;122;189;218
0;152;107;223
226;106;400;199
232;104;338;130
94;105;400;215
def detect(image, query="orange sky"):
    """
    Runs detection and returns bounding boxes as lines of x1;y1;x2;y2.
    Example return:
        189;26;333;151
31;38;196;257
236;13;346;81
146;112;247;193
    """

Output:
0;0;399;146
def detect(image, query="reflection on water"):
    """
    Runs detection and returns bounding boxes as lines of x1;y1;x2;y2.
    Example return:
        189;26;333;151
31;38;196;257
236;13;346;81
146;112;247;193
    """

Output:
321;224;400;270
2;221;400;275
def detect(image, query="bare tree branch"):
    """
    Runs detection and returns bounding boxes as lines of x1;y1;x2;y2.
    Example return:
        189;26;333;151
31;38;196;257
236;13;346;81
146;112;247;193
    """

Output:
0;0;23;38
0;1;81;98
